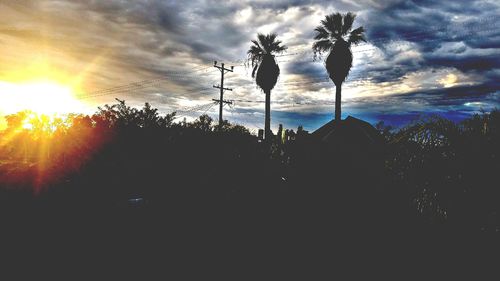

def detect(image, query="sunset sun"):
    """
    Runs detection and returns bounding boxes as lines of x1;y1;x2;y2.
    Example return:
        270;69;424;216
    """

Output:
0;79;87;116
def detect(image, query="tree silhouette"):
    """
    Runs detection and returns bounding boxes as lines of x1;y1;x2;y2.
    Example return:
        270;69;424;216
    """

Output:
191;114;213;132
312;12;366;121
247;33;287;141
137;102;161;128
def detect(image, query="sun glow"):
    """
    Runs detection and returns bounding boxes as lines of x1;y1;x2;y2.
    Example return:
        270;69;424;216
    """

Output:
438;73;458;88
0;79;87;116
20;111;73;134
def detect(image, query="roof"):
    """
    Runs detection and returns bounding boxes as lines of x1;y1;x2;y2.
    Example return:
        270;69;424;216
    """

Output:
312;116;382;145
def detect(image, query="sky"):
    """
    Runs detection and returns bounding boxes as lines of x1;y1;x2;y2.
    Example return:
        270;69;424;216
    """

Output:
0;0;499;132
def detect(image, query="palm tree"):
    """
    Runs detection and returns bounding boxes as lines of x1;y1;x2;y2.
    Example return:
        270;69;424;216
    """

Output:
248;33;287;141
312;12;366;121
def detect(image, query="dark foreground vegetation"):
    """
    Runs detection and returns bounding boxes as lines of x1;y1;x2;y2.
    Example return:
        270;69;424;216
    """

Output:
1;101;499;278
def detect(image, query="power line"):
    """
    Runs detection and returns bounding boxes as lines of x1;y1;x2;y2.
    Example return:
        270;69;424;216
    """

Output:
173;101;219;118
201;102;217;116
272;21;500;62
67;18;498;126
77;65;213;100
227;105;262;130
280;23;500;61
75;19;498;102
281;20;496;58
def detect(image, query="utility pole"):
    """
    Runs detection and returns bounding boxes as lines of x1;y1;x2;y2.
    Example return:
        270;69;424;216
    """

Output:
213;61;234;126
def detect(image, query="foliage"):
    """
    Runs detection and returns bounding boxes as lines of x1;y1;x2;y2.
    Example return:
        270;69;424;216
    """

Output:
312;12;366;60
93;98;176;129
247;33;287;80
190;114;213;132
1;102;499;234
383;111;500;228
0;100;250;191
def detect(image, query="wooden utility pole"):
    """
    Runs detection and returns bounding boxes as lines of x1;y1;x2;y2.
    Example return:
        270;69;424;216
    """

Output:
213;61;234;126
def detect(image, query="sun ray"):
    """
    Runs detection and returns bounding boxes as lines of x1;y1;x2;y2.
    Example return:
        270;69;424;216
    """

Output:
72;47;114;92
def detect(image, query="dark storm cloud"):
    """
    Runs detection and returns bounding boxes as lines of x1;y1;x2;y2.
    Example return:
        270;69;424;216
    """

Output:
466;34;500;49
365;0;500;75
72;0;187;34
361;65;409;84
1;0;499;129
366;0;499;48
388;84;499;107
367;1;448;50
285;61;324;78
425;51;500;72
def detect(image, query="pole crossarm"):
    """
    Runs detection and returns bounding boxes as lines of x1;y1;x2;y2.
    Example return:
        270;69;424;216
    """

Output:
212;99;233;105
213;85;233;91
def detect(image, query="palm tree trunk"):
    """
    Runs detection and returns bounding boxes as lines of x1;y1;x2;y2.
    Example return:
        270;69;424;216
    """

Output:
265;90;271;141
335;84;342;121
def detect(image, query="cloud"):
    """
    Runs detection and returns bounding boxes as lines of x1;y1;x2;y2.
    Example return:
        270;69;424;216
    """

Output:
0;0;498;130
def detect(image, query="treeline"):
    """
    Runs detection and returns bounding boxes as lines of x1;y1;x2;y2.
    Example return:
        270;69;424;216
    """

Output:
0;101;499;233
0;100;253;191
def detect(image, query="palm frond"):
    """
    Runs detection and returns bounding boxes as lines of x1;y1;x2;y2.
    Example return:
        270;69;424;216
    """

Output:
312;39;333;57
348;26;366;45
322;13;343;38
270;39;287;53
267;33;277;43
255;33;286;54
314;26;330;40
247;33;287;76
247;43;264;68
341;12;356;35
257;33;270;54
251;64;259;78
247;45;262;55
251;39;261;49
